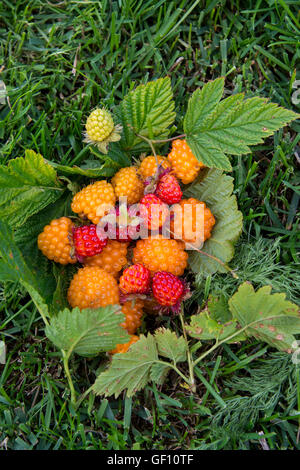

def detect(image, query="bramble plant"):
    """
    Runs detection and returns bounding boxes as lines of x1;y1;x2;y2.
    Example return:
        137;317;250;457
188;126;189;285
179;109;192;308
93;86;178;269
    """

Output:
0;77;299;406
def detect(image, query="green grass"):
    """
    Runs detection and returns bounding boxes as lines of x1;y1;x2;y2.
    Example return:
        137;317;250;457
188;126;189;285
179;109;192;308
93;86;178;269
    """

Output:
0;0;299;450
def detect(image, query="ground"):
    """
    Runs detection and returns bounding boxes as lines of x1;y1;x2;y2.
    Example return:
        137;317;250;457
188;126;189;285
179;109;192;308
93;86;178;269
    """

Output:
0;0;299;450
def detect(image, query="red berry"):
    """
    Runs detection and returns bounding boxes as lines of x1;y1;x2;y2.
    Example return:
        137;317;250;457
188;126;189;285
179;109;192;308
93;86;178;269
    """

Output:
119;264;151;294
152;271;185;307
155;172;182;204
140;194;169;231
73;225;108;258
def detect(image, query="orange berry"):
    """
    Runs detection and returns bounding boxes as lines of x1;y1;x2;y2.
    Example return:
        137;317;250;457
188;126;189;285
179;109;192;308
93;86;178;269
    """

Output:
167;139;205;184
170;198;215;247
120;299;144;334
133;236;188;276
37;217;76;265
111;167;144;204
138;156;171;179
110;335;139;354
67;266;119;310
71;180;116;224
83;240;128;277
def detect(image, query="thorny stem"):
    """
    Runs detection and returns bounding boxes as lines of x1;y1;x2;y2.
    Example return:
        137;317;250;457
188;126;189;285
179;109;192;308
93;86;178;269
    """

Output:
179;306;196;393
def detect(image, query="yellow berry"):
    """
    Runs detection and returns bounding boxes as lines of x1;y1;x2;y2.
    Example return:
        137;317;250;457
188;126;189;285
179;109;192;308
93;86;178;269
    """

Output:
111;167;144;204
168;139;205;184
37;217;76;265
133;236;188;276
171;198;216;248
71;180;116;224
67;266;119;310
83;240;128;277
110;335;140;354
138;155;171;179
120;299;144;334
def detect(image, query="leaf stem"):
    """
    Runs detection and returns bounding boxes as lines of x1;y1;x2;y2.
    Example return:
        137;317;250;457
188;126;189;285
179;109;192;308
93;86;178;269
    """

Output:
192;312;295;367
62;351;77;405
179;305;196;393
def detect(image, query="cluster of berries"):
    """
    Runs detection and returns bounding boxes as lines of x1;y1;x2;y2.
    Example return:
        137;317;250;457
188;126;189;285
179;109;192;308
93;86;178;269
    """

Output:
38;109;216;355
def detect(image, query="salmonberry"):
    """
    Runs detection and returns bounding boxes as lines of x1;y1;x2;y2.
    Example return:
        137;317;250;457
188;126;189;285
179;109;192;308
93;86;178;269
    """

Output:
152;271;185;307
111;167;144;205
120;299;144;334
133;236;188;276
170;198;215;248
73;225;108;258
71;180;116;225
119;264;151;294
83;240;128;277
38;217;76;265
140;194;169;231
110;335;139;354
167;139;205;184
67;266;119;310
155;171;182;204
138;156;171;179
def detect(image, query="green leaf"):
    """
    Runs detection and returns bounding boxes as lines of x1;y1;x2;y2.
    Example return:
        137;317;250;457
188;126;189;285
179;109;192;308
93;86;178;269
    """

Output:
118;77;176;151
207;295;232;324
184;77;225;134
0;220;51;320
46;159;116;178
0;341;6;364
150;362;171;385
184;79;299;170
93;334;159;397
0;149;64;228
154;328;187;363
45;305;129;357
186;310;240;342
13;193;73;307
228;282;300;352
184;168;243;275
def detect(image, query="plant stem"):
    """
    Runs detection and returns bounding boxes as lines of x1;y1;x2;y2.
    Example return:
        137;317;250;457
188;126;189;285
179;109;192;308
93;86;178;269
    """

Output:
62;351;77;405
179;306;196;393
150;134;186;144
75;384;94;409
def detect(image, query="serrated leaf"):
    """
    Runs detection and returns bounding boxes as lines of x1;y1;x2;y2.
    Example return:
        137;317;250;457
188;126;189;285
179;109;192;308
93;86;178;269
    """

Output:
93;334;158;397
184;78;225;134
228;282;300;352
186;310;240;342
150;362;171;385
118;77;176;151
154;328;187;363
45;305;129;356
186;135;232;170
184;79;299;170
184;168;243;275
207;295;232;324
0;150;64;228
